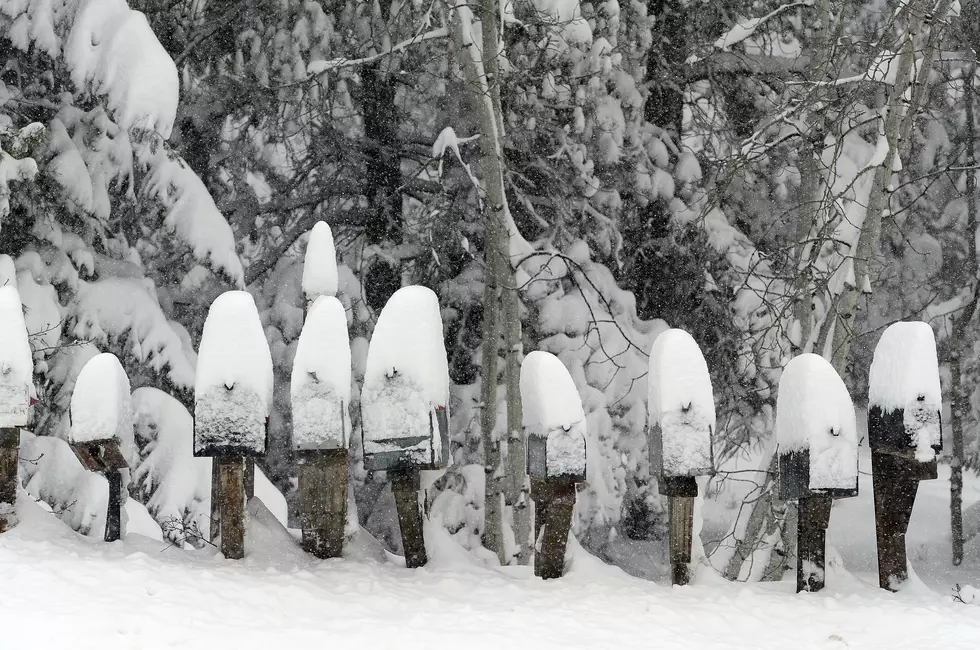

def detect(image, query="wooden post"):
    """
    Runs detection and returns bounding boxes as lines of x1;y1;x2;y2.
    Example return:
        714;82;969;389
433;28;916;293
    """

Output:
105;470;123;542
0;427;19;532
796;495;832;592
210;460;221;543
299;449;348;558
391;468;426;568
668;496;695;586
871;451;921;591
218;456;246;560
533;476;576;580
244;458;255;500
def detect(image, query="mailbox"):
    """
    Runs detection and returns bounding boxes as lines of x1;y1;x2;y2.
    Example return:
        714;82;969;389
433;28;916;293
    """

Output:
520;351;586;482
776;353;858;501
647;329;715;498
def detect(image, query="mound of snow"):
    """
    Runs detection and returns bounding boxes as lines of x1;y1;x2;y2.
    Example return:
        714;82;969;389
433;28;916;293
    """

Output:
0;286;33;427
520;351;586;478
291;296;351;450
361;286;449;468
69;353;135;463
194;291;273;456
777;353;857;491
302;221;339;303
647;328;714;477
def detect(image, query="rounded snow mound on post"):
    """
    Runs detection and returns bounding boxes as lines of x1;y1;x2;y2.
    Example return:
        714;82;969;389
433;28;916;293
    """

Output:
362;286;449;467
302;221;338;303
647;328;715;477
777;353;857;491
291;296;351;450
69;353;136;460
194;291;273;456
520;350;586;478
868;321;941;461
0;286;33;427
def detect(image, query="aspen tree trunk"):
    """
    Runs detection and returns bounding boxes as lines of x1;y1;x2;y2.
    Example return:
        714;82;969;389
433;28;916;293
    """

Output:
503;275;529;563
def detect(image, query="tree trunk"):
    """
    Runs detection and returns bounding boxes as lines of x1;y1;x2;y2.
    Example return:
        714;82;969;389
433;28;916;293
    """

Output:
723;453;777;581
503;271;529;564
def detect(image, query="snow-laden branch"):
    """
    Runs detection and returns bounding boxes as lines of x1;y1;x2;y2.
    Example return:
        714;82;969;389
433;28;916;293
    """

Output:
710;1;814;53
306;27;449;77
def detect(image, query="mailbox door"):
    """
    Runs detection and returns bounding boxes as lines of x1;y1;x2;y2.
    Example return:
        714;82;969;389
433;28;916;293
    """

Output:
527;433;547;479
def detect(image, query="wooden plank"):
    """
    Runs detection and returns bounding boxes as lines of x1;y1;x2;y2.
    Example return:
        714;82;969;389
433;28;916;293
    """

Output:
535;477;576;580
871;451;920;591
210;459;220;543
218;456;246;560
668;496;695;586
796;495;832;592
105;471;123;542
391;468;426;568
299;449;348;558
0;427;19;533
244;458;255;500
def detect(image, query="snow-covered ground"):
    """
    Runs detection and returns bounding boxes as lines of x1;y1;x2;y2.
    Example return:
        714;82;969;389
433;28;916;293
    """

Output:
2;462;980;650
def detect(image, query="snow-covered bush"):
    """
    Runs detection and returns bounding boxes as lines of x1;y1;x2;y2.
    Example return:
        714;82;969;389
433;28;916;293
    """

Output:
520;351;586;480
647;328;715;481
194;291;273;456
361;286;450;471
776;354;858;499
0;286;33;427
868;322;942;462
291;296;351;451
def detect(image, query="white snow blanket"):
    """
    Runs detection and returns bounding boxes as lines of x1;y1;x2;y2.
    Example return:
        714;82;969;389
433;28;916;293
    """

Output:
361;286;449;467
291;296;351;450
194;291;273;455
520;350;586;478
302;221;339;303
69;353;135;460
647;328;715;477
868;321;942;461
777;353;858;491
0;286;33;427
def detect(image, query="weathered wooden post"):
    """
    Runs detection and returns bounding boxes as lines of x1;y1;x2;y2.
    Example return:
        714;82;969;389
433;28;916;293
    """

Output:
67;353;136;542
361;286;451;568
867;322;942;591
776;353;858;593
0;286;33;532
194;291;274;560
646;329;715;586
520;351;586;580
292;295;352;558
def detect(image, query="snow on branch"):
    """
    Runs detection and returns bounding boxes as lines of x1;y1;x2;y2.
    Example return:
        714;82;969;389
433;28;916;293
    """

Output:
0;150;39;232
306;27;449;78
710;1;814;53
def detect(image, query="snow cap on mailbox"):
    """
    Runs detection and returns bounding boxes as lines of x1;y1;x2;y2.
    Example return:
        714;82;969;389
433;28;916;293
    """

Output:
361;286;450;470
69;353;136;465
868;321;942;463
194;291;273;457
291;295;351;451
520;351;586;481
776;353;858;500
302;221;338;305
647;329;715;482
0;286;33;428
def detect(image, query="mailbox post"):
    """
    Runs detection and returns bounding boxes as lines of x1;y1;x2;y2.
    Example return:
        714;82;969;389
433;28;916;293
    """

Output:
292;295;352;558
646;329;715;585
194;291;274;560
520;351;586;580
775;353;858;593
361;286;451;568
867;322;942;591
67;353;136;542
0;286;33;532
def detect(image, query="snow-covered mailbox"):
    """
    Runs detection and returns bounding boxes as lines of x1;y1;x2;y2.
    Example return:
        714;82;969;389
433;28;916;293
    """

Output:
0;286;33;531
867;321;942;591
520;351;586;579
775;353;858;593
646;328;715;586
68;353;134;542
361;286;450;568
194;291;273;560
292;295;352;559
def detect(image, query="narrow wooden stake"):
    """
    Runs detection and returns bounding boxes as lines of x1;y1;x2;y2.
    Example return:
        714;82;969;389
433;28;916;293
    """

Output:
0;427;19;533
796;495;832;592
535;477;576;580
105;470;123;542
391;468;427;568
299;449;348;558
244;458;256;500
218;456;246;560
871;452;919;591
668;496;695;586
210;460;221;543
